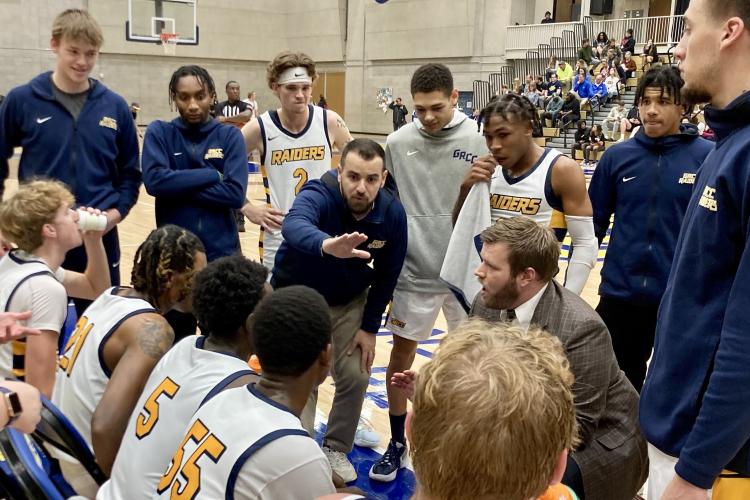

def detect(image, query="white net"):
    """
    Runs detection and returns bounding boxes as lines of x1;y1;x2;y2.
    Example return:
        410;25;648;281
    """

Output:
160;33;178;56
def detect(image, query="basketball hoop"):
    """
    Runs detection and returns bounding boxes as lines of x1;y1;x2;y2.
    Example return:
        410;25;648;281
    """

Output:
159;32;179;56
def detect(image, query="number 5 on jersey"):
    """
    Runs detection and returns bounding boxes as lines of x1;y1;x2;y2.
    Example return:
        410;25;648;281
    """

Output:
58;316;93;376
136;377;181;439
157;419;226;499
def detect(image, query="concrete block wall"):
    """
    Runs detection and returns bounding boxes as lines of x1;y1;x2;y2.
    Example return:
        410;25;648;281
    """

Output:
0;0;653;134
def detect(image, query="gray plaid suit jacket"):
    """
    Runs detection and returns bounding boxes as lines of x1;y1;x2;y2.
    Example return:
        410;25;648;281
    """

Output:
470;280;648;500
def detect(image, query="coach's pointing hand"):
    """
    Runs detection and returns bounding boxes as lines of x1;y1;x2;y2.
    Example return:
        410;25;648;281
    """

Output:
322;232;371;259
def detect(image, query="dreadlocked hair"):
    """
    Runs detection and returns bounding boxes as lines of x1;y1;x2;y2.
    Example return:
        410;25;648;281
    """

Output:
481;93;541;133
168;65;217;109
131;225;205;311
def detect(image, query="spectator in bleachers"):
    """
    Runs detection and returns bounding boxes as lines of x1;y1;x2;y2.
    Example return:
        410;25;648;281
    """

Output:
621;52;637;79
556;61;574;93
524;81;542;108
605;67;621;100
522;74;534;93
642;39;658;71
559;92;580;128
590;74;608;109
572;72;593;109
545;55;559;82
601;101;627;140
620;28;636;55
608;39;623;59
583;124;605;166
619;105;641;142
570;120;591;160
574;61;588;77
543;93;564;126
605;48;624;78
541;11;554;23
546;73;563;100
512;77;522;94
578;38;600;69
536;75;549;96
595;31;609;58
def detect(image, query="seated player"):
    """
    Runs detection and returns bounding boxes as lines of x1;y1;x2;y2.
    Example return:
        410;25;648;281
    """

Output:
98;254;269;499
0;179;110;397
408;319;578;500
52;225;206;496
156;286;336;499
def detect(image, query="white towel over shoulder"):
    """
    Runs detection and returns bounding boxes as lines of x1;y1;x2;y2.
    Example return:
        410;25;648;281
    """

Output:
440;182;492;311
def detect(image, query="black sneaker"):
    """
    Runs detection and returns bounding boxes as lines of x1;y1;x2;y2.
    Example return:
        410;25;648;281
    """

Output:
368;439;407;482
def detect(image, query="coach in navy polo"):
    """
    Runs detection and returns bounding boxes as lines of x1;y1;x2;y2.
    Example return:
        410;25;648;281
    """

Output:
271;138;407;483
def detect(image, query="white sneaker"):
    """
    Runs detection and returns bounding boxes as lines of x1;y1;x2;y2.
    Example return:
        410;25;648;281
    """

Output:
323;446;357;483
354;416;380;448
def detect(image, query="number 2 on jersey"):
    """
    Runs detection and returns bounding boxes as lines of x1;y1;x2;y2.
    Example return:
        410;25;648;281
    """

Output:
58;316;93;376
136;377;181;439
293;167;308;195
157;419;226;499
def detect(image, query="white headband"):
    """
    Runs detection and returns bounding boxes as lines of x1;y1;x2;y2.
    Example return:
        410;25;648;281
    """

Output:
277;66;312;85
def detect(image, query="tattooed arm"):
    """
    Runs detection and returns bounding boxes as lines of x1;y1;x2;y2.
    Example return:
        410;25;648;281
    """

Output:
326;110;353;153
91;314;174;474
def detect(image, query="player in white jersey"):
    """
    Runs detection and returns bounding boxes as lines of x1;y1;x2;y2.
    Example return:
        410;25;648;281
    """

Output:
98;255;268;500
0;180;110;397
52;225;206;497
241;51;353;270
157;286;336;499
452;93;597;295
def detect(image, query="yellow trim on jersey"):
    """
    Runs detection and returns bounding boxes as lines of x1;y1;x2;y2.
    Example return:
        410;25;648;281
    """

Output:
550;210;567;229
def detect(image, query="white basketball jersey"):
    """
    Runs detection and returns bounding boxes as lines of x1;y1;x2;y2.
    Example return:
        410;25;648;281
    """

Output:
52;287;156;448
258;104;332;269
489;148;566;230
98;336;255;500
0;252;58;378
155;384;328;499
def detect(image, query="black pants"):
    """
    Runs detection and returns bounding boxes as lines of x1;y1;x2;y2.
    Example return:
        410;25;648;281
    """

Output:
595;296;658;392
562;454;585;499
63;227;121;317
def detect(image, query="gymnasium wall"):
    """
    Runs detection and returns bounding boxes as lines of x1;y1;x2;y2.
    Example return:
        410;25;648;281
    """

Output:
0;0;638;135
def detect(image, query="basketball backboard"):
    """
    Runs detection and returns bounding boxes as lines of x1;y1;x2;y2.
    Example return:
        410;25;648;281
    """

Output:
127;0;199;45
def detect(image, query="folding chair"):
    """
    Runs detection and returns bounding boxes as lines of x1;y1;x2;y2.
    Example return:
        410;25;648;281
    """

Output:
32;395;108;486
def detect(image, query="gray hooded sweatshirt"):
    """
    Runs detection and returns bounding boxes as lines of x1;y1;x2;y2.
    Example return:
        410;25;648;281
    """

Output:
385;110;489;293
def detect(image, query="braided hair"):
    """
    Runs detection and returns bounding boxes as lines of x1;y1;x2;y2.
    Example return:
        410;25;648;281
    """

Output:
481;93;542;135
168;65;217;108
131;225;205;311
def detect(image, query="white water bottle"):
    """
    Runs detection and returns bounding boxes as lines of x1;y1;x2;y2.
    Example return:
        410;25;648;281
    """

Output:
77;210;107;231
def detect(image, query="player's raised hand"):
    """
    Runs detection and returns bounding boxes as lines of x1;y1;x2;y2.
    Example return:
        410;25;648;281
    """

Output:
0;311;41;344
461;155;497;189
322;232;370;259
391;370;417;401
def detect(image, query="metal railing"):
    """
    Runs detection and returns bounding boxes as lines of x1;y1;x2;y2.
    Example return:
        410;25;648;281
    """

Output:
506;15;684;60
472;80;491;111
